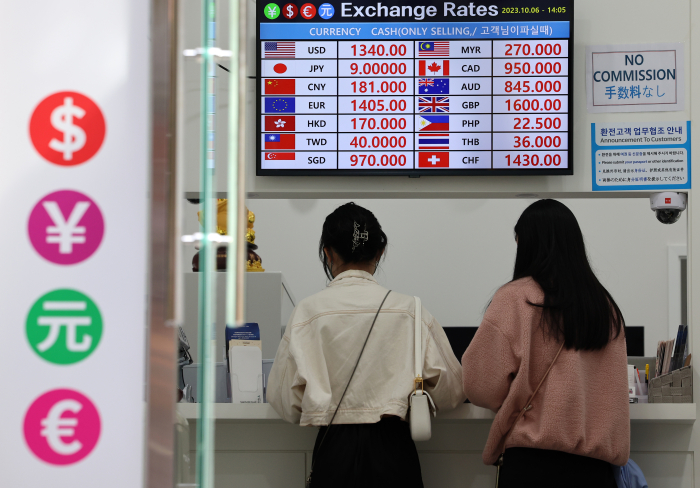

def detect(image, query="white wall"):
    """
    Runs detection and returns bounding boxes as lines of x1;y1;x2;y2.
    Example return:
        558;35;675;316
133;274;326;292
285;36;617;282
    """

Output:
184;198;686;357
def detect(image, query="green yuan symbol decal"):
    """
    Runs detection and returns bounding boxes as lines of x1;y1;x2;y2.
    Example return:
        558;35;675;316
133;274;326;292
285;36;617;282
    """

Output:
26;289;102;365
264;3;281;19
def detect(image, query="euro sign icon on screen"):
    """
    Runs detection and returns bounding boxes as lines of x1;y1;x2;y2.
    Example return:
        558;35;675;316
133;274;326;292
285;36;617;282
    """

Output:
40;399;83;456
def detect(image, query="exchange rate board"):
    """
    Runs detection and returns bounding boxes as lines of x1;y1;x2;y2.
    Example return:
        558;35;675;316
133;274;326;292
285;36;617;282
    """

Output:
257;0;573;175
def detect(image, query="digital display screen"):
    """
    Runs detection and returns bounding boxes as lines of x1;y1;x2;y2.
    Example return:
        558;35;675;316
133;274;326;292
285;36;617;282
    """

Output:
256;0;573;175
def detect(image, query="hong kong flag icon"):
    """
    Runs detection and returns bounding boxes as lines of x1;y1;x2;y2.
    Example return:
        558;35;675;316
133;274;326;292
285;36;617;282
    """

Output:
418;152;449;168
264;115;295;132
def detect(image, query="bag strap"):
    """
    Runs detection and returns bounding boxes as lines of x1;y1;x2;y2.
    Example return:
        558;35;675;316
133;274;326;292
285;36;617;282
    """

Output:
414;297;423;392
500;342;565;456
310;289;392;473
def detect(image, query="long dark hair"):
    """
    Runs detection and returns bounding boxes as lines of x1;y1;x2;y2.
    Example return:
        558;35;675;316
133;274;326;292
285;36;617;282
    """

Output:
319;202;388;280
513;199;624;351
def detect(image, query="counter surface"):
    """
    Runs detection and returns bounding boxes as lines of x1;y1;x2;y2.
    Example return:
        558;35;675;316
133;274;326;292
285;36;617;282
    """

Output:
176;402;696;424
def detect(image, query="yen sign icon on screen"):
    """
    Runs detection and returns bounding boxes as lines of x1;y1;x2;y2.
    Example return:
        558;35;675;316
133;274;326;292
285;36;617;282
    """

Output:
26;289;102;365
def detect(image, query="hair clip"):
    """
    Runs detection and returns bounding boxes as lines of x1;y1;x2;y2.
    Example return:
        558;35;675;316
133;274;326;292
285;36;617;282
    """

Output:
352;221;369;252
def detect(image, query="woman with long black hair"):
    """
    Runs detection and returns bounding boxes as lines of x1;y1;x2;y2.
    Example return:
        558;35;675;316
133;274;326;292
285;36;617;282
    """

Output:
268;202;465;488
462;199;630;488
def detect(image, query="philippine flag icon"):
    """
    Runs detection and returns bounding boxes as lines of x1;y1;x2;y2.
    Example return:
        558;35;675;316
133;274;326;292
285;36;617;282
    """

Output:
418;152;449;168
264;133;295;150
418;115;450;131
265;97;295;113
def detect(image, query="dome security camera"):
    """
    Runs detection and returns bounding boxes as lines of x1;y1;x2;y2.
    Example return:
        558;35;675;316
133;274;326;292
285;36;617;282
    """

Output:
650;192;687;225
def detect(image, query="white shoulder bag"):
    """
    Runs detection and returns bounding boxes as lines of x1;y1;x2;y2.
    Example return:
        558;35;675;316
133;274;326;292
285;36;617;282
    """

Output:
409;296;436;442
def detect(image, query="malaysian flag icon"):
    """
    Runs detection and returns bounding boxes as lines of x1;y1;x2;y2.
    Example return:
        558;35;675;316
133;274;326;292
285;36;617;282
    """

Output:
419;41;450;57
264;41;295;58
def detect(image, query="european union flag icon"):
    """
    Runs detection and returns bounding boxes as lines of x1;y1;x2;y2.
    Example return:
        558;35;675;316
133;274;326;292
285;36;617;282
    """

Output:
419;78;449;95
265;97;295;113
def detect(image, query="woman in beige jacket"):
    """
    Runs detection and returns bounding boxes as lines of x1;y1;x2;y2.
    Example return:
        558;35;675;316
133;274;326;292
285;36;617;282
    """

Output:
268;202;465;488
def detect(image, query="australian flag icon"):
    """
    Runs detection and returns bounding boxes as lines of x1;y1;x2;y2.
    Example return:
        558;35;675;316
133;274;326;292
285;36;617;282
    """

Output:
418;79;449;94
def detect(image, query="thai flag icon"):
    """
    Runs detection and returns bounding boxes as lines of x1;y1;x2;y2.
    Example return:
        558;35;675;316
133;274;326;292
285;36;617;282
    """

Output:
418;133;450;150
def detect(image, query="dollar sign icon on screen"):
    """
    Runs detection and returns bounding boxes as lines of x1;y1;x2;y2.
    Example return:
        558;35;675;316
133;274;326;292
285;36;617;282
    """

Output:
29;91;106;167
48;97;86;161
283;3;298;18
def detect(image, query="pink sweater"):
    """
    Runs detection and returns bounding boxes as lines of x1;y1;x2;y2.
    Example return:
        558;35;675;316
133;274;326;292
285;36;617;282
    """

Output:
462;278;630;466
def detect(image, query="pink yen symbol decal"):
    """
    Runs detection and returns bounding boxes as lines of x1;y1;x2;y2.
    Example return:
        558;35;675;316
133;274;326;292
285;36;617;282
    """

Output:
23;389;101;465
28;190;104;265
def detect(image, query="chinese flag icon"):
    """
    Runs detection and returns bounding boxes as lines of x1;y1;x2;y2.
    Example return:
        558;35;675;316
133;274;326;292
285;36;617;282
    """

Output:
265;79;295;95
419;60;449;76
418;152;449;168
264;133;295;150
265;115;296;132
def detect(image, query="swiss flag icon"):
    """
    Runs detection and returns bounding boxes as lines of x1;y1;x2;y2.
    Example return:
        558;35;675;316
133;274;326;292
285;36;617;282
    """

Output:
419;152;449;168
665;198;672;204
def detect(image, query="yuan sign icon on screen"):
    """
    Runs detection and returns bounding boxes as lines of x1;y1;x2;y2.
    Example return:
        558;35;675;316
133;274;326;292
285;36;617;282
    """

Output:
37;301;92;353
26;289;103;365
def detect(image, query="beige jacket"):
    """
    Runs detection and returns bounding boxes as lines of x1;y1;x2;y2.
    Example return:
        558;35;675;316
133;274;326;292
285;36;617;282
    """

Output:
268;270;466;426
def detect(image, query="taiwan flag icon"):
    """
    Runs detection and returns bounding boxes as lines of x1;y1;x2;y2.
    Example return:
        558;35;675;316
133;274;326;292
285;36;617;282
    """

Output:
264;79;295;95
265;97;295;113
418;152;449;168
265;115;296;132
264;134;295;150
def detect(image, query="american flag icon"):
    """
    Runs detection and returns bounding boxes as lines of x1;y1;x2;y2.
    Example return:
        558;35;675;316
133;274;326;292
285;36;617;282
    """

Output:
264;41;295;58
419;41;450;57
418;97;450;113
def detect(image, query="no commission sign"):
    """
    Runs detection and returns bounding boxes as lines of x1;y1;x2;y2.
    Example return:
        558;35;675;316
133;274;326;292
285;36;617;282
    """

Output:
585;42;685;113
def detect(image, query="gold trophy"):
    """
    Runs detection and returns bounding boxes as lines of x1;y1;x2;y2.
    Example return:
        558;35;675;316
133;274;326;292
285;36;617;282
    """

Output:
192;200;264;272
246;209;265;272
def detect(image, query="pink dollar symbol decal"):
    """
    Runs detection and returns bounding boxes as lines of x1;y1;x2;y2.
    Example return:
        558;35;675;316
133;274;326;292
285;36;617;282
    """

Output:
28;190;104;265
23;389;101;465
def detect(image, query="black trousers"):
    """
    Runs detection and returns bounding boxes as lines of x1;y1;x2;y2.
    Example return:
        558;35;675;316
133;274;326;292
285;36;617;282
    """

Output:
309;417;424;488
498;447;617;488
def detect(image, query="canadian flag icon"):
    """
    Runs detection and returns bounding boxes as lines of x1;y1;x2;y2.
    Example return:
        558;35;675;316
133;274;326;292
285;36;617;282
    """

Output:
419;60;450;76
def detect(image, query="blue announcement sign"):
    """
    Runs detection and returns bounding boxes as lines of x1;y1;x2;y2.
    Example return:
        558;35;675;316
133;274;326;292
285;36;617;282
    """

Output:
591;121;691;191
